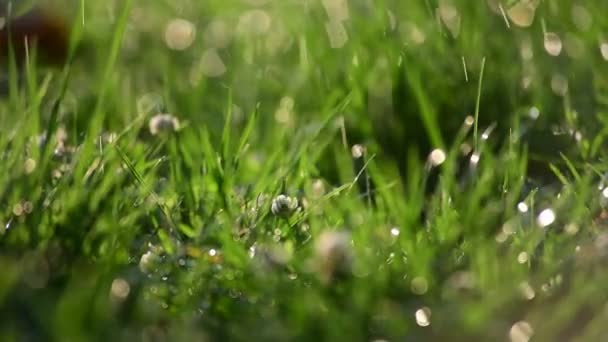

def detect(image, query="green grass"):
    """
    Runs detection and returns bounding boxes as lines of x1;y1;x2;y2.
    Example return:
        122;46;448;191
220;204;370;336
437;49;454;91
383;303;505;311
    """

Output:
1;0;608;340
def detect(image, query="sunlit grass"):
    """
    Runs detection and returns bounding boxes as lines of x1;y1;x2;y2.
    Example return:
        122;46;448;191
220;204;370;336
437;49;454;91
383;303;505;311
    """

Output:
1;0;608;340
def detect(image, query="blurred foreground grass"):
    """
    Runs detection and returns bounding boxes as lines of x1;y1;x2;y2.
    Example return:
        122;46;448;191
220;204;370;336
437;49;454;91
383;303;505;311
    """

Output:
1;0;608;341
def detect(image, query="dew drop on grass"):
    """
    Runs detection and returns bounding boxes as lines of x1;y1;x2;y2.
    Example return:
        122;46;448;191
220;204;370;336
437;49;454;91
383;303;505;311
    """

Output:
411;276;428;295
537;208;556;227
351;144;365;158
415;307;431;327
237;10;272;36
404;22;426;45
517;202;529;213
520;40;534;60
528;107;540;120
506;1;537;27
24;158;36;174
438;0;461;38
544;32;562;56
496;231;509;244
204;19;232;49
12;203;23;216
509;321;534;342
312;179;326;197
601;42;608;61
110;278;130;302
194;49;227;79
481;130;491;141
564;223;579;235
164;18;196;51
550;74;568;96
517;252;529;264
428;149;446;166
518;282;535;300
470;152;480;165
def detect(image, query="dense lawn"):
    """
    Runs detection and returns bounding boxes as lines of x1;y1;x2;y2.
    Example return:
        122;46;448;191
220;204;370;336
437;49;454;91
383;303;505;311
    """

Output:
1;0;608;340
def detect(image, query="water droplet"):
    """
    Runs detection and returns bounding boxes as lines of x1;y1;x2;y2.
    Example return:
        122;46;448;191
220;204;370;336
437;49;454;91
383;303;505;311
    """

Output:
23;201;33;214
195;49;226;78
438;0;461;38
518;282;535;300
537;208;556;227
565;223;579;235
12;203;23;216
110;278;130;302
237;10;272;36
274;107;292;124
411;276;428;295
520;40;534;60
149;114;180;136
544;32;562;56
470;152;480;165
517;252;529;264
204;19;232;48
464;115;475;126
415;307;432;327
528;107;540;120
509;320;534;342
507;1;537;27
405;23;426;45
24;158;37;174
517;202;529;213
351;144;365;158
164;18;196;51
429;149;446;166
601;42;608;61
551;74;568;96
496;231;509;244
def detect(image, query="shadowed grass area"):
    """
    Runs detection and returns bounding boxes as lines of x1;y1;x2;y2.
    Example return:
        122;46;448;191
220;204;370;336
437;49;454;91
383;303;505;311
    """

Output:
1;0;608;340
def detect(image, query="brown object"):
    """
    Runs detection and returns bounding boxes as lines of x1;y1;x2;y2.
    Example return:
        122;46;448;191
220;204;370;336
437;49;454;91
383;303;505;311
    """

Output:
0;7;70;67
